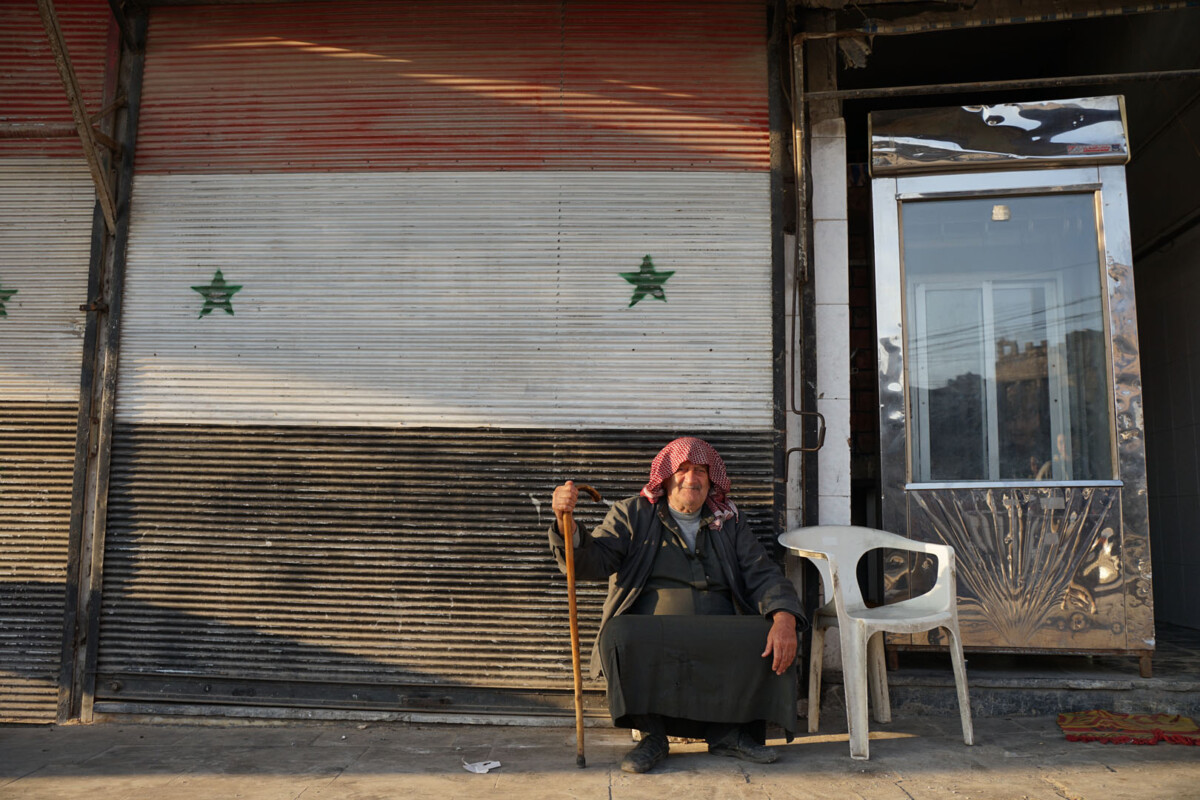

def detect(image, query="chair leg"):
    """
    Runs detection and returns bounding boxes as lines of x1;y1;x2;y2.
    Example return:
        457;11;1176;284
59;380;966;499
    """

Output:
946;625;974;746
807;625;825;733
841;628;871;760
867;632;891;723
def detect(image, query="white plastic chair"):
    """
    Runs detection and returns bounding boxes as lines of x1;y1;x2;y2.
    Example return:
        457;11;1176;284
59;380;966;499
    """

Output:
779;525;974;759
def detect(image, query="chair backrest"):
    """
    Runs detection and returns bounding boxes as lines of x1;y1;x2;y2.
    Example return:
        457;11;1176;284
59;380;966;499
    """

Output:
778;525;957;613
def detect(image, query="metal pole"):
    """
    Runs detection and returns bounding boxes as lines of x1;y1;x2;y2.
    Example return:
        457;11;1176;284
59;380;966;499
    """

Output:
60;6;147;723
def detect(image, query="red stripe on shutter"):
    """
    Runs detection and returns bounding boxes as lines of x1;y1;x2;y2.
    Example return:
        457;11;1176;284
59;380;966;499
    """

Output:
0;0;114;158
135;0;768;174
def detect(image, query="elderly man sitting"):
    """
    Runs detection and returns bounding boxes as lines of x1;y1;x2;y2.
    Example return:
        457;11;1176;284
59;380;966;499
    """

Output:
549;436;806;773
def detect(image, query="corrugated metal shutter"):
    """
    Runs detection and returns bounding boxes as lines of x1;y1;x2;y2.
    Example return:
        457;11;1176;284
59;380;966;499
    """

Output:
0;0;111;723
0;163;94;722
1;0;111;158
0;160;95;399
133;0;769;173
0;404;77;722
96;428;776;716
100;0;777;719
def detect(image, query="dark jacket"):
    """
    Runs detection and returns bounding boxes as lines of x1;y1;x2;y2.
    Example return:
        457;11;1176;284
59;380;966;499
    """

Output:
549;495;806;676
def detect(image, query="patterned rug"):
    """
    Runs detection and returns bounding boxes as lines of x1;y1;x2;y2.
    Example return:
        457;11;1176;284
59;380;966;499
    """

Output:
1057;710;1200;745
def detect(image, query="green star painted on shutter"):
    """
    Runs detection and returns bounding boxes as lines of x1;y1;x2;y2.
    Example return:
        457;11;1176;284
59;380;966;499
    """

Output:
620;255;674;308
0;282;17;317
192;270;243;318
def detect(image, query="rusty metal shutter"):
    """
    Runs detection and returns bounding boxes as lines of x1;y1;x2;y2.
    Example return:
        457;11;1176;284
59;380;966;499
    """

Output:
132;0;770;173
0;0;111;723
0;404;78;723
1;0;111;158
99;0;777;720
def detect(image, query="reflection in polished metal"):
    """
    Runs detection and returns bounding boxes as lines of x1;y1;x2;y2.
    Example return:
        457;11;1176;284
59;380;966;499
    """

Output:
870;99;1152;661
870;96;1129;176
1098;165;1154;653
902;487;1125;649
908;481;1123;491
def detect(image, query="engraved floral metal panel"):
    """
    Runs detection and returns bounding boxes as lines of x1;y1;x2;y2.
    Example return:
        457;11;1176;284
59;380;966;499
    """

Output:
901;487;1126;649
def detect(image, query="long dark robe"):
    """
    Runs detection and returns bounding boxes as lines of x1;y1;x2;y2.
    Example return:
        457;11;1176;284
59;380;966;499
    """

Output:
599;615;797;740
596;523;798;740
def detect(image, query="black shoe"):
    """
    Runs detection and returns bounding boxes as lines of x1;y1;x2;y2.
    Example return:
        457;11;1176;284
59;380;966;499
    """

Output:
620;733;669;773
708;729;778;764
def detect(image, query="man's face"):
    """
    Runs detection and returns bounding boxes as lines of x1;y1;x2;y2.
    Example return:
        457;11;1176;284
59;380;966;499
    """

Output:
664;461;710;514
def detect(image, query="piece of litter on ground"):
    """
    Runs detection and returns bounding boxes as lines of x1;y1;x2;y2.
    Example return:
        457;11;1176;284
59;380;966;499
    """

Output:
462;759;502;774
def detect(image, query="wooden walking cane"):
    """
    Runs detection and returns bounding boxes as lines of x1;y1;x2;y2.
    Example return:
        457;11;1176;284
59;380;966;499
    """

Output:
555;482;602;769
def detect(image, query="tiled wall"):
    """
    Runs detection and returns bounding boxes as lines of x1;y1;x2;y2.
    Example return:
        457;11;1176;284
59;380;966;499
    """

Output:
812;118;851;525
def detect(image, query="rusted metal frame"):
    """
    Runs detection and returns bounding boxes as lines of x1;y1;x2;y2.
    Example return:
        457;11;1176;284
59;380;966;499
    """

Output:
36;0;118;232
0;126;121;152
59;14;124;726
59;203;109;725
61;8;147;724
0;95;128;142
105;0;141;52
89;94;130;127
0;124;74;139
805;68;1200;103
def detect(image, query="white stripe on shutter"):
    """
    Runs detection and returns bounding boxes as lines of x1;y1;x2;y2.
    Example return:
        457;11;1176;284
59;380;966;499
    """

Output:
0;159;93;402
119;170;772;429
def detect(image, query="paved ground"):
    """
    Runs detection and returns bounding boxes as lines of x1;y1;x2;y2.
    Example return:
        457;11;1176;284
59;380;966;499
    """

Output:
2;713;1199;800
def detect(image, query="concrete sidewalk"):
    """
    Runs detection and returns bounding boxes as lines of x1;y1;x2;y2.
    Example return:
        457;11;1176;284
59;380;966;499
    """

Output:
2;713;1198;800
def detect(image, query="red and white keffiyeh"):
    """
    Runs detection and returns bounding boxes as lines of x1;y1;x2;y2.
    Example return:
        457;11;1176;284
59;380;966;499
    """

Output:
640;436;737;528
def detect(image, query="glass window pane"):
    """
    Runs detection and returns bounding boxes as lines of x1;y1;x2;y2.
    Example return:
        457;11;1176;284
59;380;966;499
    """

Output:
916;288;987;481
993;284;1051;480
901;193;1113;482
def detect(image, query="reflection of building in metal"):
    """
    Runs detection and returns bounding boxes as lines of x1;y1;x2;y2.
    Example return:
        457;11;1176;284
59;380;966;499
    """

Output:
1063;329;1113;480
907;487;1125;649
